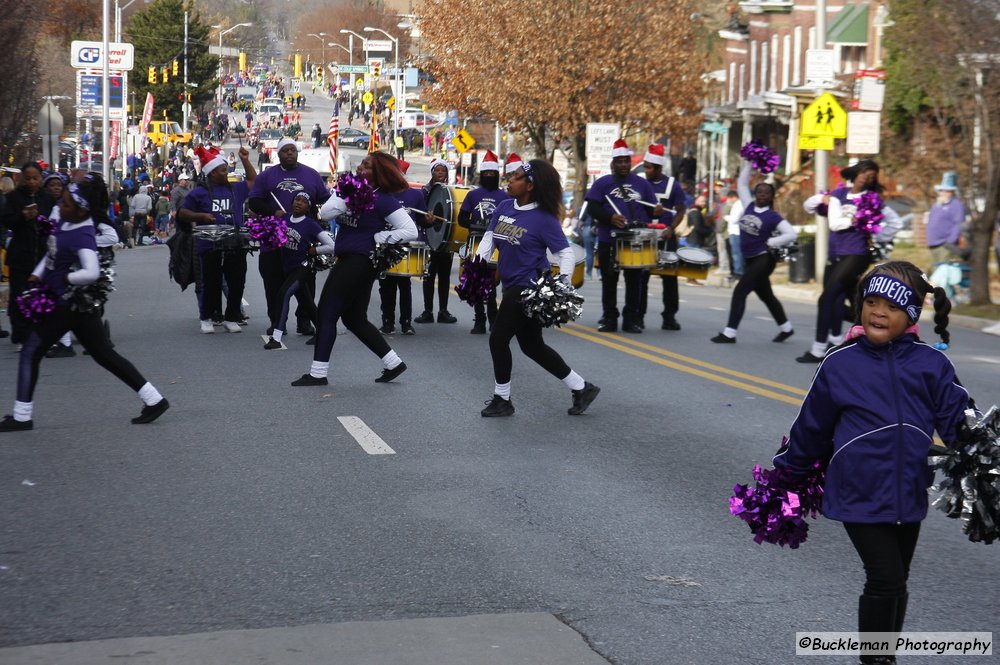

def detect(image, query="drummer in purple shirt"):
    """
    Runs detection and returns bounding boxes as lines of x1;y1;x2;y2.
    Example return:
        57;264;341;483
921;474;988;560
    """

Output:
584;139;662;333
475;159;600;418
178;145;256;334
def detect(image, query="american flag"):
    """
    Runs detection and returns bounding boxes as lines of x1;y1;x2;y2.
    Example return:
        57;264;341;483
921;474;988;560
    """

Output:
369;100;380;153
328;115;339;174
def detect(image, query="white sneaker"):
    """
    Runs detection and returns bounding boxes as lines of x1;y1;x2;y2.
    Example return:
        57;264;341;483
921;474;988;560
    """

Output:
223;321;242;333
200;320;214;334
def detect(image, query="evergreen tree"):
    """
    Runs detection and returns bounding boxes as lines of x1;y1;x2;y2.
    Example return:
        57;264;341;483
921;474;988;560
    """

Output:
128;0;217;122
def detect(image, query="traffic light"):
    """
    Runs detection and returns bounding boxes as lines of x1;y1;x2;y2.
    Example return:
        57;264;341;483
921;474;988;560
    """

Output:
162;66;169;83
372;63;381;77
148;66;157;84
172;59;179;76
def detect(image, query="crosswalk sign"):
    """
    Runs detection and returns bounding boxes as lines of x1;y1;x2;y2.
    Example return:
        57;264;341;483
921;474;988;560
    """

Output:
800;92;847;139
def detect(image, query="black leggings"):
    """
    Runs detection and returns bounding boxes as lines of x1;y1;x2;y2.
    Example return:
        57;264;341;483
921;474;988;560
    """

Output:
422;250;453;312
726;253;788;330
379;276;413;324
273;267;317;334
18;307;146;403
844;522;921;597
814;254;870;343
313;254;390;363
489;288;571;385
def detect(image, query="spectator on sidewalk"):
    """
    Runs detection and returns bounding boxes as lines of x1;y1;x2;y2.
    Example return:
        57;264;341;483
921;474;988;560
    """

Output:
130;184;153;247
925;171;966;269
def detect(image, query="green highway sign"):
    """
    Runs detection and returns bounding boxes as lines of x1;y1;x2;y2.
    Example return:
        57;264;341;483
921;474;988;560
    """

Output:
334;64;370;74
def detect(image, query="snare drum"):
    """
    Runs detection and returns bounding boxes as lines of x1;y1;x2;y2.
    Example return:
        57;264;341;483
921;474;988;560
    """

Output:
385;241;429;277
650;250;680;276
675;246;714;279
425;183;472;253
546;245;586;288
614;229;658;269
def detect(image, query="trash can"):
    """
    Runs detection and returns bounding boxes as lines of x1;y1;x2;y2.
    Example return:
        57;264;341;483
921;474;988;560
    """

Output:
789;241;815;283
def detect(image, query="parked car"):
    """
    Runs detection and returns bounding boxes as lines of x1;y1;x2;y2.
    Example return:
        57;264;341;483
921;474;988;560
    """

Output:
396;110;442;129
145;120;193;147
338;127;371;149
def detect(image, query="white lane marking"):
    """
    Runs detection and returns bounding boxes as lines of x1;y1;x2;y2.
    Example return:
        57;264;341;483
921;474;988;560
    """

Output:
710;306;726;311
337;416;396;455
968;356;1000;365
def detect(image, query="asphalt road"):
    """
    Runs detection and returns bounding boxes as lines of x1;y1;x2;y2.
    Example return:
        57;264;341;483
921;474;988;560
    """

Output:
0;245;997;664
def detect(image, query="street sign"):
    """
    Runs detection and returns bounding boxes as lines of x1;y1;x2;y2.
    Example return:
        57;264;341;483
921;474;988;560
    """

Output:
364;39;393;53
851;69;887;112
585;122;621;175
800;92;847;139
362;91;374;106
846;111;881;154
39;101;64;168
805;49;835;88
386;96;395;110
71;40;134;70
451;128;475;153
799;135;835;151
700;121;728;135
336;64;370;74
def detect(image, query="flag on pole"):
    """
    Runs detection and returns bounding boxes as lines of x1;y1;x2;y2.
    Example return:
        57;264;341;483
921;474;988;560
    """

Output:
369;101;380;154
328;114;339;175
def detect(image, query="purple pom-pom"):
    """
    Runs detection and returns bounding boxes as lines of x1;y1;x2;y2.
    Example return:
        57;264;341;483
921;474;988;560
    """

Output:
852;190;884;234
244;215;288;250
16;285;57;323
36;215;58;239
729;441;825;549
739;140;781;174
335;172;376;217
455;256;496;307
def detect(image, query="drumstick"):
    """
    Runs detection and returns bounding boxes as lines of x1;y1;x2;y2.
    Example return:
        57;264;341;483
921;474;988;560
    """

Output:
405;206;448;223
604;195;623;217
270;192;286;213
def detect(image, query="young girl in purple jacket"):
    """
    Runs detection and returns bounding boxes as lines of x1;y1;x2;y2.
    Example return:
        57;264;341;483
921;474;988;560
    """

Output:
773;261;970;665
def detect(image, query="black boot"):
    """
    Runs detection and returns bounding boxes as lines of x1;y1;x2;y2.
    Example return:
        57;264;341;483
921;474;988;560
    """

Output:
858;595;897;665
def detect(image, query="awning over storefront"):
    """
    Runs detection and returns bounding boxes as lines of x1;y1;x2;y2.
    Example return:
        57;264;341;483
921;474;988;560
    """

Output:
827;2;870;45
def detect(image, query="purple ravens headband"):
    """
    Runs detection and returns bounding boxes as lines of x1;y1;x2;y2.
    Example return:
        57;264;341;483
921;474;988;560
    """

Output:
863;274;921;323
520;162;534;182
293;191;312;204
67;183;90;210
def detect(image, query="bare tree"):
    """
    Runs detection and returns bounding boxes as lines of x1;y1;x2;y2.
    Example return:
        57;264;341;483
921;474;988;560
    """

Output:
0;6;42;165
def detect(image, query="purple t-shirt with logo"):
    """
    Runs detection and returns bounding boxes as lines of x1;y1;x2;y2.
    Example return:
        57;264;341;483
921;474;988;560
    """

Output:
249;163;331;213
829;188;871;258
460;186;511;232
281;215;325;272
181;181;250;253
585;173;657;242
647;176;686;226
738;206;785;258
335;192;403;257
487;199;569;290
42;223;97;298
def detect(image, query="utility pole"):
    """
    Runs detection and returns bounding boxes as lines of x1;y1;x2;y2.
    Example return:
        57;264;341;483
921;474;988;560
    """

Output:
101;0;111;184
183;11;189;131
813;0;828;283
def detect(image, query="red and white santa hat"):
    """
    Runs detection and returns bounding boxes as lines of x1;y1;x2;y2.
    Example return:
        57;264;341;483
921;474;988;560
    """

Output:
643;143;666;166
611;139;632;158
430;158;450;172
479;150;500;172
504;152;523;174
195;144;226;174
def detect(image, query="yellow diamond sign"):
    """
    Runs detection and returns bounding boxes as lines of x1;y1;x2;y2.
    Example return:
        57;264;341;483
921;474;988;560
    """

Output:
800;92;847;139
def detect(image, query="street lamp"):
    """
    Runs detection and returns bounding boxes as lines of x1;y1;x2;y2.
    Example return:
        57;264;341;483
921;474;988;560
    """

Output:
327;42;351;106
307;32;327;76
364;27;400;137
341;30;367;115
217;23;252;106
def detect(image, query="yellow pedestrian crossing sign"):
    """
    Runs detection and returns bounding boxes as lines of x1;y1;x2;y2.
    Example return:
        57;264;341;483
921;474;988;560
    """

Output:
800;92;847;139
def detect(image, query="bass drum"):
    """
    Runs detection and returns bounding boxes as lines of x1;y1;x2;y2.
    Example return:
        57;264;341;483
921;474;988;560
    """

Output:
424;183;471;253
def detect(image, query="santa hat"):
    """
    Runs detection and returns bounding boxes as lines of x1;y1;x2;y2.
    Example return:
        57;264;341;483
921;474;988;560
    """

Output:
479;150;500;172
430;158;450;171
504;152;523;174
643;144;666;166
611;139;632;158
277;138;298;152
397;159;411;174
195;144;226;175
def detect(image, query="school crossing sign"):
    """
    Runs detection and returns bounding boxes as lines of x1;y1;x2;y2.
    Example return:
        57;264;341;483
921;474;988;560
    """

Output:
800;92;847;140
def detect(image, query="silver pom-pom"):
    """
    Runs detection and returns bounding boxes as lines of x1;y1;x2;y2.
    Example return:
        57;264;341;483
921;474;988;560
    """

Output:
520;272;584;328
370;243;408;278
